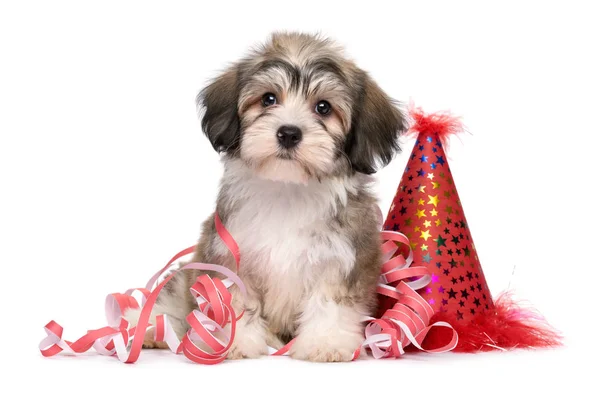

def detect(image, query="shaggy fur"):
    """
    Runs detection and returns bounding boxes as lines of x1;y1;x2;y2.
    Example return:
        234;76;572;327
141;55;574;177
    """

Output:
125;32;406;362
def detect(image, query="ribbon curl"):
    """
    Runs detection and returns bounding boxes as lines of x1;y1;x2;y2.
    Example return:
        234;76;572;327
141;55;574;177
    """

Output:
363;231;458;358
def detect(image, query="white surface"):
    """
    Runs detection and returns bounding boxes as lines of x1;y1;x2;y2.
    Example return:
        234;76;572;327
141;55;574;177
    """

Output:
0;1;597;395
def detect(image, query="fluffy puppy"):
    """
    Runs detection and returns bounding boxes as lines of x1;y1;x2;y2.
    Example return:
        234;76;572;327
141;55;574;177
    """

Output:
126;32;406;362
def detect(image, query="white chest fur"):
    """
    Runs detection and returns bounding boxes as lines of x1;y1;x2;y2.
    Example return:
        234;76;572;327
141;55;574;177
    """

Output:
215;160;358;280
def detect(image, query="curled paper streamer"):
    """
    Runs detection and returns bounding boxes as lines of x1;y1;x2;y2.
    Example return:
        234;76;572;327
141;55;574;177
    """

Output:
362;231;458;358
40;214;293;364
40;215;457;363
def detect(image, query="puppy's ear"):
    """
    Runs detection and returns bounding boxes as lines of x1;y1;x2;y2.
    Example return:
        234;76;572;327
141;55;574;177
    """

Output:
197;66;240;153
345;74;406;174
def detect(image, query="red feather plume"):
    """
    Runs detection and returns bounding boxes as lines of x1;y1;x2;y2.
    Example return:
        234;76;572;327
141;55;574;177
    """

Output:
418;292;563;352
408;105;465;148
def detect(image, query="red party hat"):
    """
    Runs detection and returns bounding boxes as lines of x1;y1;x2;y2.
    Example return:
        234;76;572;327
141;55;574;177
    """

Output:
379;106;562;352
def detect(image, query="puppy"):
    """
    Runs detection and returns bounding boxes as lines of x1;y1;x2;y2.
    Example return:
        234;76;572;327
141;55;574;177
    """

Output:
126;32;406;362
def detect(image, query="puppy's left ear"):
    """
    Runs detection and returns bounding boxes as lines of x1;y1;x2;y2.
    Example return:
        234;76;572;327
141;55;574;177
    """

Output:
345;74;407;174
197;66;241;153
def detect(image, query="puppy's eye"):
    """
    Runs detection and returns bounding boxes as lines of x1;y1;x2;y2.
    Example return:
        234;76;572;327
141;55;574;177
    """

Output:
261;93;277;107
315;100;331;116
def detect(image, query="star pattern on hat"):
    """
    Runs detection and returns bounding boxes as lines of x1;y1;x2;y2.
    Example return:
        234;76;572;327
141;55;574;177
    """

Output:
384;135;494;322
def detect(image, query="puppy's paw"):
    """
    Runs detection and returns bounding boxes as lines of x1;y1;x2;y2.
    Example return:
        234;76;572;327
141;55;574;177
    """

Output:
142;340;169;349
227;338;268;360
226;322;269;360
290;332;363;362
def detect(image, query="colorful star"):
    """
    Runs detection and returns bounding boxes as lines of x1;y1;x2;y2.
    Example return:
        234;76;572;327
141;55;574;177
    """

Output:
420;229;432;241
435;235;447;247
418;185;426;193
421;243;428;251
420;155;428;163
435;219;442;226
422;252;433;263
418;198;425;205
416;209;426;218
431;181;440;189
427;173;434;180
423;220;432;228
427;195;439;207
430;209;438;216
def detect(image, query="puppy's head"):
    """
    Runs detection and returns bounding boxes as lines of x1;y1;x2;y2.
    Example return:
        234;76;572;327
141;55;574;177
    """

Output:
198;32;406;183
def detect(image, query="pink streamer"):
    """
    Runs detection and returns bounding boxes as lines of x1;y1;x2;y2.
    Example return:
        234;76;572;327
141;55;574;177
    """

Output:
40;213;457;363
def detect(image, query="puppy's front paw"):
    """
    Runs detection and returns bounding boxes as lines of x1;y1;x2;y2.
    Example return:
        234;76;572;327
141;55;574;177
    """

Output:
227;339;268;360
290;332;363;362
226;322;269;360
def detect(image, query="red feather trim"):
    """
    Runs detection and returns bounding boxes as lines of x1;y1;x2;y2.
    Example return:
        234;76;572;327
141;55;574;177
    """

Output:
416;292;563;352
408;105;465;149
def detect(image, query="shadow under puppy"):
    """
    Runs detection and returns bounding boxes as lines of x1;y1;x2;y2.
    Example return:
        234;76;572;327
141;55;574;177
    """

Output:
126;32;406;362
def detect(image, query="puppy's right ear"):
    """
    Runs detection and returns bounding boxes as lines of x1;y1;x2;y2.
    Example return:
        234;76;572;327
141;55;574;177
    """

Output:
197;66;240;153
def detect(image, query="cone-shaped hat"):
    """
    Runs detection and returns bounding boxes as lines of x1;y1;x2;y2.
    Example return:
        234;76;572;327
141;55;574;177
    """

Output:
379;107;562;352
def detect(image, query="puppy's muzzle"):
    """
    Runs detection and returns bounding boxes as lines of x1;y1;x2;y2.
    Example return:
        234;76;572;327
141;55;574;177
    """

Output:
277;125;302;149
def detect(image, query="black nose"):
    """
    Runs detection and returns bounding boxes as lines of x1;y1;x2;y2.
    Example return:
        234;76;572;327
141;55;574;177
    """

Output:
277;125;302;149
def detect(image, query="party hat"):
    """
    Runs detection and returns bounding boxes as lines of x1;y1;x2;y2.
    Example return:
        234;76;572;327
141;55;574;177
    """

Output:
379;106;562;352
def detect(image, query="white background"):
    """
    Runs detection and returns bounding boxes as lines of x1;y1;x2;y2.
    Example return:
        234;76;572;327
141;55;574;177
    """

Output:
1;0;598;395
